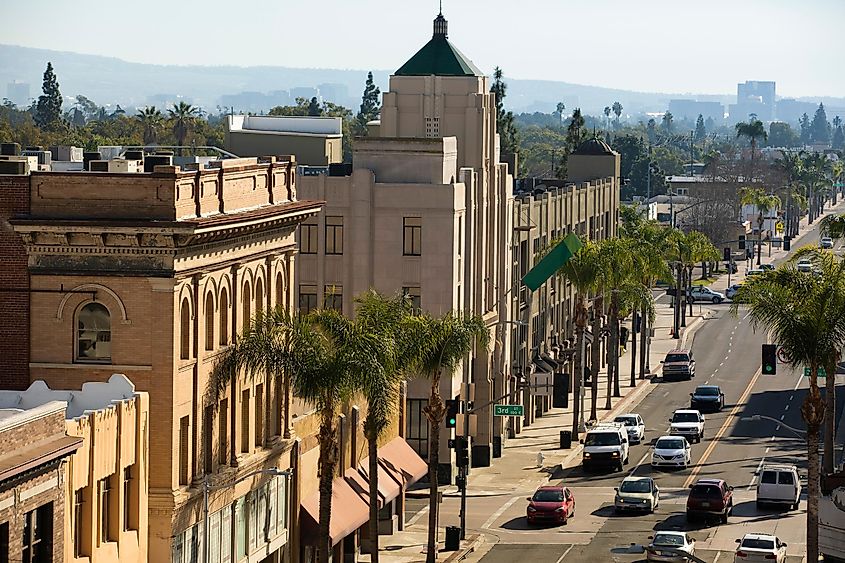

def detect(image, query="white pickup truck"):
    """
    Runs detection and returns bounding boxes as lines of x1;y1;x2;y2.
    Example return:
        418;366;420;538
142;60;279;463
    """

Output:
821;472;845;563
669;409;705;443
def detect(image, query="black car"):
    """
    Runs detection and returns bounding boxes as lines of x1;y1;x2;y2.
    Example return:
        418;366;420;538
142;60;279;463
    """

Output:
689;385;724;411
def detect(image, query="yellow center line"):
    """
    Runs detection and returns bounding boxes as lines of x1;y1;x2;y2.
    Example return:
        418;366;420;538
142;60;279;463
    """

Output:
683;367;763;488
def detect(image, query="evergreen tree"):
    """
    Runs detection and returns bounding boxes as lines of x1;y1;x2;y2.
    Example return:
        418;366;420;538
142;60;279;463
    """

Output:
34;62;63;129
490;67;518;154
705;116;715;132
646;118;657;144
810;103;831;144
355;71;381;135
307;97;322;117
694;114;706;142
833;126;845;150
799;113;811;145
565;108;587;152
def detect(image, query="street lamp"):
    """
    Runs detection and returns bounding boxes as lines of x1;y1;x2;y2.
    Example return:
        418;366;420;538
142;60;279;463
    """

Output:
203;467;292;563
740;415;807;438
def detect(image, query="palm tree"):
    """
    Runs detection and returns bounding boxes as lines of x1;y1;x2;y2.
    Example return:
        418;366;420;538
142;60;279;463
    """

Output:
407;312;489;563
556;102;566;129
168;101;200;153
739;187;782;266
135;106;163;145
735;119;768;172
612;101;623;128
774;150;805;237
731;253;845;562
212;307;381;563
555;239;601;439
603;106;611;129
354;290;415;562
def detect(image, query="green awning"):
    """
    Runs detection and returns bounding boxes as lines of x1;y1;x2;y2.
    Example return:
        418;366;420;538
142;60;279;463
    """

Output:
521;233;582;291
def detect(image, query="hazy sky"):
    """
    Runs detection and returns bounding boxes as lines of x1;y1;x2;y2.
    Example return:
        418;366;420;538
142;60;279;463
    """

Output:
4;0;843;97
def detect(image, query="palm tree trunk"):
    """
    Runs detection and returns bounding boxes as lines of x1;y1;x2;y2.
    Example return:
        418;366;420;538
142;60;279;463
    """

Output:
802;372;825;563
367;432;380;563
590;300;602;422
317;407;338;563
680;269;688;328
824;359;836;475
629;313;637;388
426;373;443;563
639;305;649;378
610;300;621;399
673;265;682;338
572;324;584;439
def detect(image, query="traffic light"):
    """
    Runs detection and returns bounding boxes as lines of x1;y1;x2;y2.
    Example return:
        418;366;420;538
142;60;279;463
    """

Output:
762;344;777;375
723;246;731;262
738;236;746;251
445;400;460;429
454;436;470;468
553;371;569;409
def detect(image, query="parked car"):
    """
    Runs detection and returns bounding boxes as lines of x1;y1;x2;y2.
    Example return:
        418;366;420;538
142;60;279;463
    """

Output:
726;283;744;300
756;464;801;510
797;258;812;272
651;436;691;470
821;237;834;249
581;422;629;472
746;268;765;277
669;409;705;443
646;531;696;562
613;413;645;444
688;286;725;304
690;385;725;412
759;264;775;271
687;478;733;524
526;485;575;525
734;533;787;562
661;349;696;381
615;476;659;513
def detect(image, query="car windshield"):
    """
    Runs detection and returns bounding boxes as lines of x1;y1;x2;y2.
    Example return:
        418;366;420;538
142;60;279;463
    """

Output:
665;353;690;363
691;485;721;500
584;432;621;446
656;438;685;449
741;538;775;550
620;479;651;493
653;533;685;547
695;387;719;396
673;412;699;423
532;490;563;502
614;416;637;426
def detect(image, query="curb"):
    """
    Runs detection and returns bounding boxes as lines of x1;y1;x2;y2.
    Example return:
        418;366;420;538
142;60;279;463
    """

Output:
442;533;483;563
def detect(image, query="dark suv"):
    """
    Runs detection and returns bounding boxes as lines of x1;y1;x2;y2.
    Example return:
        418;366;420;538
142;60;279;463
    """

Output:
690;385;725;412
661;349;695;381
686;478;733;524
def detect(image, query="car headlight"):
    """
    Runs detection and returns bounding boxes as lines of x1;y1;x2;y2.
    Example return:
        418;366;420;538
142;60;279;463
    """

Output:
583;452;591;458
527;506;536;512
555;507;564;512
617;497;624;503
612;451;619;457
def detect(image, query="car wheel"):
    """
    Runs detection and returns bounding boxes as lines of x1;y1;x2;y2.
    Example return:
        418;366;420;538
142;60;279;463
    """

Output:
713;296;722;304
721;511;729;524
616;461;624;472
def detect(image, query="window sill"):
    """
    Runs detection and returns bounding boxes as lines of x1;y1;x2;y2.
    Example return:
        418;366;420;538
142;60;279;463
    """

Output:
30;362;152;371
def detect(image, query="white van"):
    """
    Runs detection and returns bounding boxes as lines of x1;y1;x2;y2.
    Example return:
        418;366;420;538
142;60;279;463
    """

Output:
756;464;801;510
581;422;629;472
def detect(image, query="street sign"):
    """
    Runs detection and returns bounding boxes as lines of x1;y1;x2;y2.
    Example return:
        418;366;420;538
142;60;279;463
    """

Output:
803;367;827;377
530;372;553;388
493;404;524;417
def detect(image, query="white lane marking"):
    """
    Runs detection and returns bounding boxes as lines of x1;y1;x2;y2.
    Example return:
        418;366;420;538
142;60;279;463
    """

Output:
408;505;429;526
780;414;785;421
793;375;804;391
749;456;766;489
720;361;725;367
713;552;722;563
482;496;521;529
785;404;789;411
629;451;651;476
555;545;575;563
714;368;719;373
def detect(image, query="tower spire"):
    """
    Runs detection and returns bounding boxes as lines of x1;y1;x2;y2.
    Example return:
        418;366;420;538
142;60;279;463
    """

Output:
433;7;448;38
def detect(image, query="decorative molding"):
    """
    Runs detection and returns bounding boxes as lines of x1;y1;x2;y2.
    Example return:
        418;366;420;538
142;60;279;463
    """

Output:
56;283;130;324
29;363;153;371
19;475;59;502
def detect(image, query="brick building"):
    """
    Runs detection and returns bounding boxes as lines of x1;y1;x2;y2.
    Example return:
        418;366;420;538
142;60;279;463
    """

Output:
0;173;30;390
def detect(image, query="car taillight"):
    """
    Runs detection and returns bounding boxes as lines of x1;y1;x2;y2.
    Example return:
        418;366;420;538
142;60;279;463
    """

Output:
765;555;777;560
736;551;746;557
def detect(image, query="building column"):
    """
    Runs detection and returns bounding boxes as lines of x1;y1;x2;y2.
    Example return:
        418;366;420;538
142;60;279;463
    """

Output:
471;351;493;468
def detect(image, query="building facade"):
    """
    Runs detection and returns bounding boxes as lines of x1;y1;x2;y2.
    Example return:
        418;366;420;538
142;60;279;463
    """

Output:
225;116;343;166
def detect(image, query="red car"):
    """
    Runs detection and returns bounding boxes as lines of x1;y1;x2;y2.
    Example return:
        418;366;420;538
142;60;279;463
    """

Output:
526;485;575;525
686;478;733;524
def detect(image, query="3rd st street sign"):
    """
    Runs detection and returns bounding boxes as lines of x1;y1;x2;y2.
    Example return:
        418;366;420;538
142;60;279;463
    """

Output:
493;404;525;417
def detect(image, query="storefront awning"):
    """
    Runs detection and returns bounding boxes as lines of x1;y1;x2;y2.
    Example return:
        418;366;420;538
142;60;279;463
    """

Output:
300;476;370;547
358;458;402;507
377;437;428;487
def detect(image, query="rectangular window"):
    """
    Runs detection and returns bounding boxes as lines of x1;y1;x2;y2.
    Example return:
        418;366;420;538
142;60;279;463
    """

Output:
254;384;263;448
98;478;110;545
219;400;228;465
241;389;250;454
299;222;318;254
204;405;214;474
0;521;8;563
403;217;422;256
298;285;317;313
123;467;133;531
73;490;84;557
402;287;421;310
324;285;342;312
235;498;246;560
179;416;190;486
22;503;52;563
221;506;232;563
208;510;221;563
325;216;343;255
405;399;429;459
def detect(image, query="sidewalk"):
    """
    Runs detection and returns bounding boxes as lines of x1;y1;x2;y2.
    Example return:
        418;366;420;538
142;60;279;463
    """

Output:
369;298;712;562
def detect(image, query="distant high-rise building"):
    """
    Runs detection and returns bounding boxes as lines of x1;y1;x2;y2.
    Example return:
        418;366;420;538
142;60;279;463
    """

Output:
731;80;776;121
6;81;30;106
667;99;724;123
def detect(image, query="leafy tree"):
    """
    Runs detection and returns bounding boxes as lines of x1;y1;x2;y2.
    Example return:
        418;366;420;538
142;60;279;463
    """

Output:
612;101;623;128
799;112;811;145
768;122;800;148
810;103;831;144
661;111;674;133
731;253;845;562
307;96;322;117
694;114;706;143
168;101;200;151
34;62;63;129
355;71;381;135
136;106;164;145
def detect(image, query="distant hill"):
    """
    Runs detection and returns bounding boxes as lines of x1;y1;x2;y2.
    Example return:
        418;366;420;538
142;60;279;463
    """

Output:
2;44;843;118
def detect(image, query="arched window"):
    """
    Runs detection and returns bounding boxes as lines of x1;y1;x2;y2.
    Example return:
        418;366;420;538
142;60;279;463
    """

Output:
220;288;229;345
275;272;284;310
255;278;264;316
180;298;191;360
242;282;252;331
204;292;214;351
76;302;111;363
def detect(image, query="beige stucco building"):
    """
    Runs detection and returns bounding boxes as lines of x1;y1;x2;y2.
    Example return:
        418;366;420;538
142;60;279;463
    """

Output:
225;116;343;167
297;12;514;476
0;374;149;563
